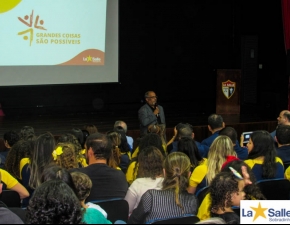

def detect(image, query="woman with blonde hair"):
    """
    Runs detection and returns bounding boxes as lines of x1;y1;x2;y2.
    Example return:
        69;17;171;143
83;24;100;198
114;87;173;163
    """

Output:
206;135;237;185
128;152;198;224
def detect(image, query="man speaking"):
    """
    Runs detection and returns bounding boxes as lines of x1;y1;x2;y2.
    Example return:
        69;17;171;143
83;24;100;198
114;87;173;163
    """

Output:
138;91;166;138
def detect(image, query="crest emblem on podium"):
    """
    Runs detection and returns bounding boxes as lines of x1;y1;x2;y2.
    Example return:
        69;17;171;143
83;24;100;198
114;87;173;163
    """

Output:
222;80;235;99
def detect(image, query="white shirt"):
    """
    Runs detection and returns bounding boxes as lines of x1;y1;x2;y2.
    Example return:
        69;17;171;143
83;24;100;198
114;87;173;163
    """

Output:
124;177;164;215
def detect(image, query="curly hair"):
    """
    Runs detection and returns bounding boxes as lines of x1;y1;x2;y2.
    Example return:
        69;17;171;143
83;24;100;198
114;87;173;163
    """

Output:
57;133;85;167
248;130;277;178
221;160;266;200
71;171;92;202
209;172;240;213
54;143;79;169
137;146;164;179
162;152;191;211
4;139;33;180
25;179;84;224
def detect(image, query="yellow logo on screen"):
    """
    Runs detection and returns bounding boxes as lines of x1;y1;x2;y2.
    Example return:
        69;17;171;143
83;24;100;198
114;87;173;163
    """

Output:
0;0;21;13
18;10;47;46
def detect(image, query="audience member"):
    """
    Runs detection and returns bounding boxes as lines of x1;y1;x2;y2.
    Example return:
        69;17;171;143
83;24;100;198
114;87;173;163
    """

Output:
40;164;77;192
70;128;85;149
0;172;25;224
83;124;98;135
201;114;232;155
244;130;284;181
124;146;164;215
71;171;112;224
197;158;265;221
21;132;56;207
57;133;87;167
148;124;167;152
167;122;209;157
275;124;290;168
206;135;237;185
25;179;83;224
209;171;245;224
138;91;166;138
0;130;20;168
0;169;29;200
113;126;131;173
52;142;79;169
114;120;134;152
70;132;128;202
106;131;122;170
128;152;198;224
177;137;207;194
126;133;165;185
219;126;248;160
4;139;32;182
19;126;36;141
270;110;290;139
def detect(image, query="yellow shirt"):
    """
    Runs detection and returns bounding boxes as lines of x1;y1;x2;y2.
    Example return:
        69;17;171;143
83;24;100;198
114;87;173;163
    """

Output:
19;158;30;180
197;193;211;221
285;166;290;180
189;158;208;187
0;169;19;189
126;161;138;185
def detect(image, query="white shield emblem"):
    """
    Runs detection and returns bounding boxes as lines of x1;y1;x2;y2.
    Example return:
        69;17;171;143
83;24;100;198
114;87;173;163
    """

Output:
222;80;236;99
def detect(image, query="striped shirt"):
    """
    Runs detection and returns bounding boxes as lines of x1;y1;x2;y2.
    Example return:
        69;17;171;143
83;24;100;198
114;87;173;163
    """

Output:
128;189;198;224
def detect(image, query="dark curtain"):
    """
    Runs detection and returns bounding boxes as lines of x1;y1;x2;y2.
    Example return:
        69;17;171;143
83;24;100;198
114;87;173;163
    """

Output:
282;0;290;53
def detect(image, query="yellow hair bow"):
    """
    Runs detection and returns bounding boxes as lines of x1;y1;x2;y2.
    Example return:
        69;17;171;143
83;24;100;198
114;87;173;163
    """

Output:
52;146;63;160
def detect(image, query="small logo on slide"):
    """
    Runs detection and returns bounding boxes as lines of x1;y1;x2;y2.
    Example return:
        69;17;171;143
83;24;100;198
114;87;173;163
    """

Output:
18;10;47;46
83;55;101;63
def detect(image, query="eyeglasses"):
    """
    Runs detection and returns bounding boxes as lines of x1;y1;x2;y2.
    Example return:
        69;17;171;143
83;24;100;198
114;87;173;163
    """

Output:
147;96;157;99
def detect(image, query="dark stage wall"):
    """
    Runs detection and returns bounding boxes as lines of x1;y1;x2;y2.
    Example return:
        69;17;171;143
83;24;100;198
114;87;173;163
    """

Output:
0;0;288;120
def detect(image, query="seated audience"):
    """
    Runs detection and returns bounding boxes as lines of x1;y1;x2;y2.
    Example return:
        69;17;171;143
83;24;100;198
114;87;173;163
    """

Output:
21;132;56;207
177;137;207;194
25;179;83;224
244;130;284;181
126;133;165;185
219;126;248;160
19;126;36;141
71;171;112;224
209;170;245;224
114;120;134;152
0;130;20;168
275;124;290;169
128;152;198;224
0;169;29;200
113;126;132;173
124;146;164;215
197;157;266;221
0;174;25;224
4;139;32;182
57;133;87;167
70;132;128;202
106;131;122;170
52;142;79;169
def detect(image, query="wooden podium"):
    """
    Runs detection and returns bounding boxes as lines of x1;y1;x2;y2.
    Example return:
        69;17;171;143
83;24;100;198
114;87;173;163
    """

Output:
216;69;241;115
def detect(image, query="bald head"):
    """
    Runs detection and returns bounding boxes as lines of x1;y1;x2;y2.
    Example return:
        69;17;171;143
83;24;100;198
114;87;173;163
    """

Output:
277;110;290;125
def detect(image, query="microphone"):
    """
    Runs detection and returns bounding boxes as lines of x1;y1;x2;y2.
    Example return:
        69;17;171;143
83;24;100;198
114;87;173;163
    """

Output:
154;103;159;117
